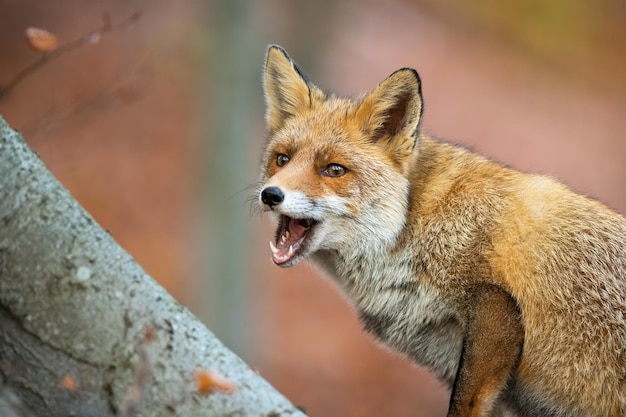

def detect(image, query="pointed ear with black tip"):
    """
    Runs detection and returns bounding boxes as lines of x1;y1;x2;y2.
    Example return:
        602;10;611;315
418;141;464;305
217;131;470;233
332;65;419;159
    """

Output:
355;68;423;160
263;45;317;133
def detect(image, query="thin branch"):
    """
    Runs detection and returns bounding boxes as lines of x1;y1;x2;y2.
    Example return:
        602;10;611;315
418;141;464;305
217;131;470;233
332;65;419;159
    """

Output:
0;11;142;100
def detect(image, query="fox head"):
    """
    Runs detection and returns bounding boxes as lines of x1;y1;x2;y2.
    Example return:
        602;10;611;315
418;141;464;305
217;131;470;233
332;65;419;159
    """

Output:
258;45;423;268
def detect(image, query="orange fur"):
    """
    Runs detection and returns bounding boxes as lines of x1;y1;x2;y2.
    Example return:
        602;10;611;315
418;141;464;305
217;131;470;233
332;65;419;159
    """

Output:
258;45;626;417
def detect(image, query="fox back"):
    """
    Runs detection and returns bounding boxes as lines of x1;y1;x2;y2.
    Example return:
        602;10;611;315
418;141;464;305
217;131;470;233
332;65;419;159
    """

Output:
257;45;626;417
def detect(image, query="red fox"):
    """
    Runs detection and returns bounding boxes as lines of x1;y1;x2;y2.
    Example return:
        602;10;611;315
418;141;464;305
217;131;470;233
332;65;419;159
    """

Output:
257;45;626;417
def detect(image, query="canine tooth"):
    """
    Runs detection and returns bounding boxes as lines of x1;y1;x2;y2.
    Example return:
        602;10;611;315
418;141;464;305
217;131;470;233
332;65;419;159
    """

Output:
280;234;287;244
269;241;279;254
287;245;294;257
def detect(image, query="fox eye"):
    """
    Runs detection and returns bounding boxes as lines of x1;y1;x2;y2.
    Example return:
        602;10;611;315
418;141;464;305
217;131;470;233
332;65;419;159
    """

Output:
322;163;348;178
276;154;289;167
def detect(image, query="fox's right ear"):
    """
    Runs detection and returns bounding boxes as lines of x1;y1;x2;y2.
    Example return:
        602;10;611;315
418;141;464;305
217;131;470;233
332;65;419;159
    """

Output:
263;45;318;133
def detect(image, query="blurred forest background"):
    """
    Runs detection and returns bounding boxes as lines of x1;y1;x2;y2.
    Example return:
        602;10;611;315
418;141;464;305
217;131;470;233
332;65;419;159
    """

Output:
0;0;624;416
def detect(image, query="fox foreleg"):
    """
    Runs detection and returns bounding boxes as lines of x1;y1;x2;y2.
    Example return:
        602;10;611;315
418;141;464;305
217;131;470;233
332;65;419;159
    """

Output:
447;285;524;417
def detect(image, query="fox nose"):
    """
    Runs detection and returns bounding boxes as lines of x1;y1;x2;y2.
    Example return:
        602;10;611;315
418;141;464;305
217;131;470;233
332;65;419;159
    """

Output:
261;186;284;208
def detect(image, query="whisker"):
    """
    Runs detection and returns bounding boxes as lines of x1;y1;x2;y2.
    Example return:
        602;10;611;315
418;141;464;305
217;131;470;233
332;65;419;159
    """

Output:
226;183;258;202
241;181;265;217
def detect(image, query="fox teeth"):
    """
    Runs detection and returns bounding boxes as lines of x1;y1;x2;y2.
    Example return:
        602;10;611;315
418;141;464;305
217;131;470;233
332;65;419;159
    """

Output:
287;245;294;257
279;231;290;244
269;241;279;254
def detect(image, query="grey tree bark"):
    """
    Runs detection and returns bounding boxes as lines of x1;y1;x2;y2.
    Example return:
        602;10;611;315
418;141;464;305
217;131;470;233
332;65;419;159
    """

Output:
0;115;306;417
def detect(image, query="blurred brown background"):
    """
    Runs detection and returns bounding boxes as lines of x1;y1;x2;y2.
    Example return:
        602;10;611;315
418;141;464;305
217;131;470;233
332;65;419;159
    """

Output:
1;1;624;416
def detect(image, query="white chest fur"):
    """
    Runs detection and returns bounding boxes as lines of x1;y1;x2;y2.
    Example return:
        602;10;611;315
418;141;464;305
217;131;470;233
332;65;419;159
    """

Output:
312;248;464;386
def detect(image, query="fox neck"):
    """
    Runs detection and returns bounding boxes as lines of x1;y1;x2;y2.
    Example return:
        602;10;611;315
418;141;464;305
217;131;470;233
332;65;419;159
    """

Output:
310;226;462;386
309;141;425;285
310;218;414;295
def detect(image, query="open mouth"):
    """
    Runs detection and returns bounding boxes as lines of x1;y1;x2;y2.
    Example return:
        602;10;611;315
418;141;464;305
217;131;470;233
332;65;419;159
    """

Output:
269;215;317;265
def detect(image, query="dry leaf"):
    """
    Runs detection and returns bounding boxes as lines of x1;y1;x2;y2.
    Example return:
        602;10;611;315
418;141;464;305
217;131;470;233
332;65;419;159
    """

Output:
25;27;59;52
61;374;77;392
195;370;237;395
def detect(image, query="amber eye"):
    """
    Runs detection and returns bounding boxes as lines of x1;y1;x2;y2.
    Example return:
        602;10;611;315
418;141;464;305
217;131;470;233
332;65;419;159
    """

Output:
276;154;289;167
322;163;348;178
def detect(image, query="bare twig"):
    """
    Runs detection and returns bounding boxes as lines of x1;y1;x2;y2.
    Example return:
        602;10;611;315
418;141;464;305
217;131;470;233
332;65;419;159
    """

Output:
0;11;142;100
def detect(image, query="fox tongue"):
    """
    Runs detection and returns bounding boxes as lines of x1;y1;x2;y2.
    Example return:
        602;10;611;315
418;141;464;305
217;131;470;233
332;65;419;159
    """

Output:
270;218;309;264
287;217;308;239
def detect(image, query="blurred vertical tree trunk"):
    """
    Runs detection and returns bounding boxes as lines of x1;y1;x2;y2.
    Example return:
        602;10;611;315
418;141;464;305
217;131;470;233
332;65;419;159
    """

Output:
287;0;339;76
196;0;338;358
197;0;261;357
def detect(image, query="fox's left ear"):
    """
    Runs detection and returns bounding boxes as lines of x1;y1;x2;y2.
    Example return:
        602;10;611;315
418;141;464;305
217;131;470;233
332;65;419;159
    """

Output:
356;68;423;159
263;45;321;134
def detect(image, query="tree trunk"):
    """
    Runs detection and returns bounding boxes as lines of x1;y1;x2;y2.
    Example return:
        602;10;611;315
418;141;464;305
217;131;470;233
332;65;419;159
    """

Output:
0;115;305;417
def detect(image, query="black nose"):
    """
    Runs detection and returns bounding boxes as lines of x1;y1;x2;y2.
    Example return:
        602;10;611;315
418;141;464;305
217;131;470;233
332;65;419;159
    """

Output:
261;186;284;208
